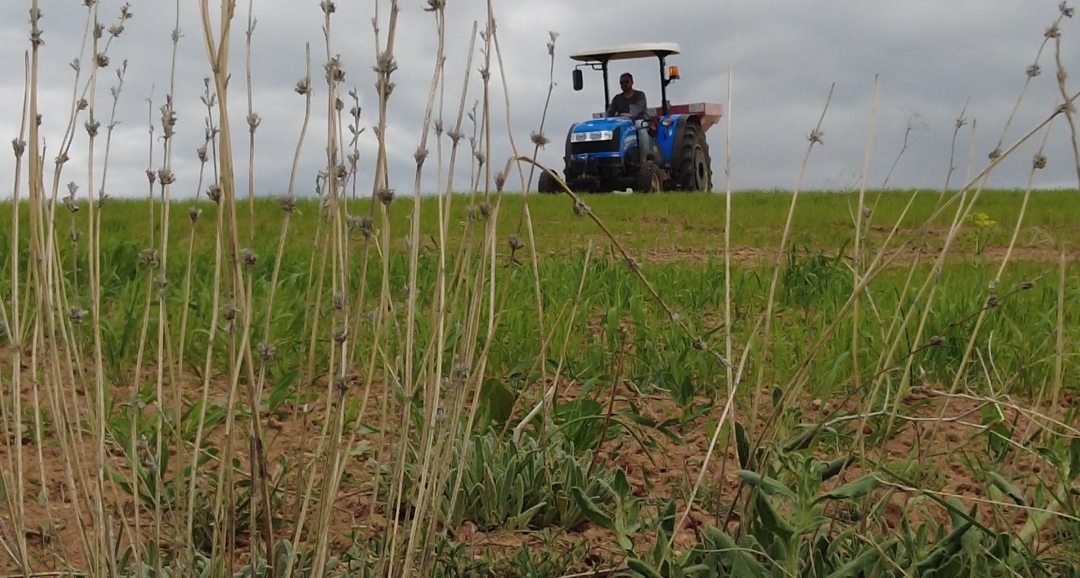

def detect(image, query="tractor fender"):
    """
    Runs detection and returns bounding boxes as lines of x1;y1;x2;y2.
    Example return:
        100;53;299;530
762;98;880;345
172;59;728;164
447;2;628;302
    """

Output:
653;115;680;165
653;114;702;166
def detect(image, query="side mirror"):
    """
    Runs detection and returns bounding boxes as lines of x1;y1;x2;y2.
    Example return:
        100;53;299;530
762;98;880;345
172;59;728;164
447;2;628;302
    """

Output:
668;65;680;81
572;68;583;91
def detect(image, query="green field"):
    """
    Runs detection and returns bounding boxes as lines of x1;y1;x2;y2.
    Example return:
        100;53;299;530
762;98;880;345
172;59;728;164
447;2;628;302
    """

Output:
5;187;1078;258
3;186;1080;577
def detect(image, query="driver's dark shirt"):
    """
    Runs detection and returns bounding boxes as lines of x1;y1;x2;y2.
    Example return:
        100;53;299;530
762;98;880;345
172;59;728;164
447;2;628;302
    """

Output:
606;90;648;120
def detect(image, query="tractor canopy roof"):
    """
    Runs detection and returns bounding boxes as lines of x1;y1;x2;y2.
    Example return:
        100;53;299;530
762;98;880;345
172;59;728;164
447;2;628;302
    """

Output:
569;42;681;63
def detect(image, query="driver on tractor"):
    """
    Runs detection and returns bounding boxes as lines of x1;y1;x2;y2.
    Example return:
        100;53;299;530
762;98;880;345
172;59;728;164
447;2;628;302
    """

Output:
606;72;652;166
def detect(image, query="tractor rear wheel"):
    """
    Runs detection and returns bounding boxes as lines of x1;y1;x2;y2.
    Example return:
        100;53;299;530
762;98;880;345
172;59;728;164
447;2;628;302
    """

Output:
537;169;560;194
636;160;662;193
675;121;712;192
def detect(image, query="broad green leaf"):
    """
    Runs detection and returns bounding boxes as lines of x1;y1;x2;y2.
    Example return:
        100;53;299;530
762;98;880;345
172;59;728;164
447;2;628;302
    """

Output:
613;468;632;498
987;471;1025;506
479;378;516;426
816;455;853;481
979;401;1004;425
570;486;616;534
1070;436;1080;481
735;421;750;469
736;470;796;500
814;473;880;503
505;502;546;531
704;526;768;577
654;499;677;537
268;368;299;413
626;558;663;578
753;493;796;540
681;564;712;576
917;520;973;573
700;323;724;342
980;403;1012;461
105;465;134;496
990;531;1012;559
825;542;887;578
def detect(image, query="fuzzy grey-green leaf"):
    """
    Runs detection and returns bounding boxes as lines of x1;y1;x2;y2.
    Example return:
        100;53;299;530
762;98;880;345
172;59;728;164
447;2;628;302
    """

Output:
987;471;1026;506
736;469;796;499
814;473;880;503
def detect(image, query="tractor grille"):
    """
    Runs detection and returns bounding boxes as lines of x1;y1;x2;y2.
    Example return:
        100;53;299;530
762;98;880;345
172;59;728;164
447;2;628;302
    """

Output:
569;128;621;155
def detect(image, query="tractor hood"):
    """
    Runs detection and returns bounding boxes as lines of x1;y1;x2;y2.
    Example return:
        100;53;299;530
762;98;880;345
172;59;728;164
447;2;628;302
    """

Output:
569;117;635;142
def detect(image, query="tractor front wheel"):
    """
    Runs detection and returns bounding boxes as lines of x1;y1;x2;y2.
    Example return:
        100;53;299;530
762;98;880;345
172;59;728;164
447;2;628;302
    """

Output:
537;169;560;194
675;121;712;192
636;160;662;193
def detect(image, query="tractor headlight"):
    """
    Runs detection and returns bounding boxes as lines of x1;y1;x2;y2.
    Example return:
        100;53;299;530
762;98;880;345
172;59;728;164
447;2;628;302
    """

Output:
571;130;614;143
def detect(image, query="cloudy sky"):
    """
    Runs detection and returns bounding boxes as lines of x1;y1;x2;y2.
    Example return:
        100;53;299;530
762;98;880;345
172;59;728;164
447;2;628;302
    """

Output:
0;0;1077;202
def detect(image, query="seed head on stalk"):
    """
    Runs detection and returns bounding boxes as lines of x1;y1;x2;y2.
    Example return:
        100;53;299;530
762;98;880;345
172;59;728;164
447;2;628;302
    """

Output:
257;342;277;362
241;248;258;267
139;248;158;269
64;183;79;212
279;195;296;213
573;199;590;217
69;307;88;324
377;187;395;206
530;131;549;147
295;77;310;95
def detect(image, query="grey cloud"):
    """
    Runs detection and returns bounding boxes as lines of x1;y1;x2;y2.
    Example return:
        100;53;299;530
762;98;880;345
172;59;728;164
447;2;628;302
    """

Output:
1;0;1078;204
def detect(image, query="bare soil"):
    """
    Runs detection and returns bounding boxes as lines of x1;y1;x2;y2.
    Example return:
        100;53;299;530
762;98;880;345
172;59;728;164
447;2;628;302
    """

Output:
4;350;1074;575
0;238;1076;574
632;241;1075;268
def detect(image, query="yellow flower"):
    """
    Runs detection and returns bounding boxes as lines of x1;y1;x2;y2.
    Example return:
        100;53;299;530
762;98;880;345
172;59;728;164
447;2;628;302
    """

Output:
968;212;997;229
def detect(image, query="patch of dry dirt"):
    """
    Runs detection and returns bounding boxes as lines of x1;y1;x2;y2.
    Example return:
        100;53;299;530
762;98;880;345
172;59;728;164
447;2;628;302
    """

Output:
544;235;1074;268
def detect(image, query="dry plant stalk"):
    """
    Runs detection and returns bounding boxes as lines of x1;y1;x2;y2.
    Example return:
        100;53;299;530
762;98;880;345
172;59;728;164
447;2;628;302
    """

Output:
4;1;1079;576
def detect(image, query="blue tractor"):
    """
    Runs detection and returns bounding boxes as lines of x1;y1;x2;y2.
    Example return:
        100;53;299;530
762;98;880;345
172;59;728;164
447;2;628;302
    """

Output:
538;43;723;194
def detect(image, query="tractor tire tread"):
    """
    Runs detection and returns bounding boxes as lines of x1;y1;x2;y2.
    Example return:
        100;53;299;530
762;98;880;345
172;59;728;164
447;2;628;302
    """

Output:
675;121;712;192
